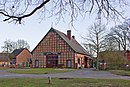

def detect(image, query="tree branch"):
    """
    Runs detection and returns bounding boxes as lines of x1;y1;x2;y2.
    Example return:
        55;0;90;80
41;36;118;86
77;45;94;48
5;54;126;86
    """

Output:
0;0;50;24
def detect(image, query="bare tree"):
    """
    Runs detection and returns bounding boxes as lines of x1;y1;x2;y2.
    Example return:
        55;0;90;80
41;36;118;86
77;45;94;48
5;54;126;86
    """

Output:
0;0;128;24
104;34;120;51
108;24;130;51
83;22;106;70
16;40;30;50
1;40;13;53
1;39;30;53
123;18;130;49
84;43;95;57
1;40;14;65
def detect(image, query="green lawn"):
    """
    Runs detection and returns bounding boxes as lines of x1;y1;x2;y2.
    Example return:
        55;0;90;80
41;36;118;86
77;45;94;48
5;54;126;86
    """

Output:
0;67;9;70
8;68;74;74
110;70;130;76
0;78;130;87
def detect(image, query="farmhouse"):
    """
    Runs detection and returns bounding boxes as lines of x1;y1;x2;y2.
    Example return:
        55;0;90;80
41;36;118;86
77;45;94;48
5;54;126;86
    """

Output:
32;28;93;68
11;48;31;67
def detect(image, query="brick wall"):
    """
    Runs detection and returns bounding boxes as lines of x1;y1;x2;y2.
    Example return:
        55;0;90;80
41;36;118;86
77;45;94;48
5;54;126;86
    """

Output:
16;49;31;65
32;31;75;68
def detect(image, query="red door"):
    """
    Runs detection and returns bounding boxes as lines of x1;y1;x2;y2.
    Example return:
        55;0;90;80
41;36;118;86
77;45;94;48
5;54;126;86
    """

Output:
46;54;58;68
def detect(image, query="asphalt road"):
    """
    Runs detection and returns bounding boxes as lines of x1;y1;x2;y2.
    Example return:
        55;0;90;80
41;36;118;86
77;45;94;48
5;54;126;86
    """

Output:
0;68;130;80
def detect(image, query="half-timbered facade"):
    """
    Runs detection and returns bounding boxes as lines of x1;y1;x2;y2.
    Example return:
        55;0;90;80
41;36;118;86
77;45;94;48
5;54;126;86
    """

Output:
32;28;92;68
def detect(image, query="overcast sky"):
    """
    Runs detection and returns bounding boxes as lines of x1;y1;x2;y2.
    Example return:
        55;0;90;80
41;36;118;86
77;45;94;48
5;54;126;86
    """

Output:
0;1;130;52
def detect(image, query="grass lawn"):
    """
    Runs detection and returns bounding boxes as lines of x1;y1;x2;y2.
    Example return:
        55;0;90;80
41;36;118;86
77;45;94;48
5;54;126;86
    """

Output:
110;70;130;76
0;67;9;70
0;78;130;87
8;68;74;74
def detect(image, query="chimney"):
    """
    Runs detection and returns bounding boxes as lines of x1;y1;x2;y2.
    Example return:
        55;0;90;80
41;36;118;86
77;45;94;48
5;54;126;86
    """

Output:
67;30;71;40
72;36;75;39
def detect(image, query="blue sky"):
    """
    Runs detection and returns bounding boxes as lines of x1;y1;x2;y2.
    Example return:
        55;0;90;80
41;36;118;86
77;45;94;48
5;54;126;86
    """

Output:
0;2;130;52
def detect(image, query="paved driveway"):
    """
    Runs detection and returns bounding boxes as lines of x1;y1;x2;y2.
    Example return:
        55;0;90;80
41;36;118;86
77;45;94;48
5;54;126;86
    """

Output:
0;68;130;80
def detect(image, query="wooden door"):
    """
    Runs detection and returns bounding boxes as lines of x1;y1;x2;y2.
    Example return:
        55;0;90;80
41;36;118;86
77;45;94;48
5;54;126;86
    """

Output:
46;54;58;68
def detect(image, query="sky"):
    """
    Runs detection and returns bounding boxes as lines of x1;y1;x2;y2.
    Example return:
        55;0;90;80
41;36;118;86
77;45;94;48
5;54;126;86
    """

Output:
0;1;130;52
